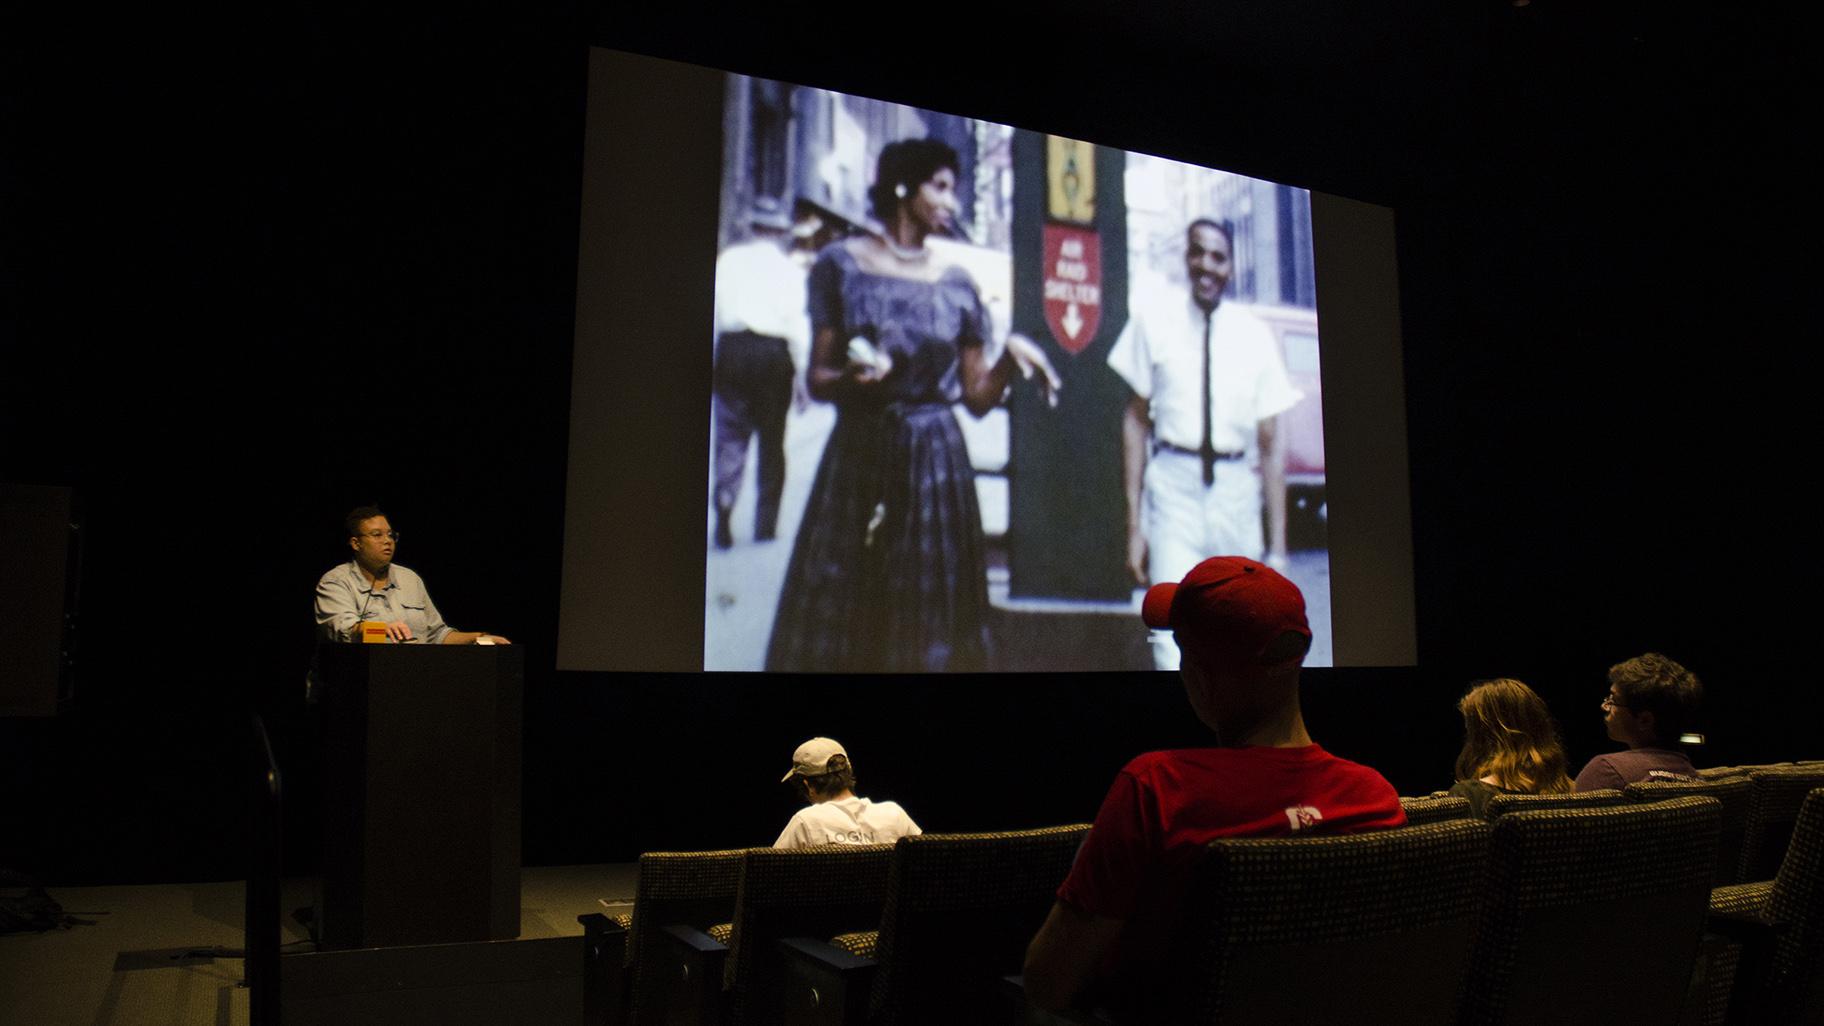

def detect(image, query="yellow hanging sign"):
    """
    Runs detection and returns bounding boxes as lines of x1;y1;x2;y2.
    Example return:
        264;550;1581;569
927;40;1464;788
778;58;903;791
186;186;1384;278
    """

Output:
1046;136;1096;224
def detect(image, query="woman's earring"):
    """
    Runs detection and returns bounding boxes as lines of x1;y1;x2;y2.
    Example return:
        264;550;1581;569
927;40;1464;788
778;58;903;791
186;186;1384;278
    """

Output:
894;183;907;199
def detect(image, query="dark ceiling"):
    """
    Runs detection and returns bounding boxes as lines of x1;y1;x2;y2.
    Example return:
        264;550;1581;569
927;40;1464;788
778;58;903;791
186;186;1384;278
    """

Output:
596;2;1801;206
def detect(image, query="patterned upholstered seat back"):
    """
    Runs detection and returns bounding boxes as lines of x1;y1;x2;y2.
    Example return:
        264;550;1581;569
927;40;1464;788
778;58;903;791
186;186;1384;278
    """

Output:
626;848;746;1026
1763;787;1824;1024
1738;766;1824;882
1140;819;1490;1025
1623;775;1752;886
1457;797;1720;1026
1482;788;1623;819
865;824;1090;1025
1400;794;1474;825
721;844;894;1025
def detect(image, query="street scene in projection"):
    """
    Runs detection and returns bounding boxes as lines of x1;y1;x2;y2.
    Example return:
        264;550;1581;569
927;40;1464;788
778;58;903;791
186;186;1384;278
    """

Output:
705;75;1331;672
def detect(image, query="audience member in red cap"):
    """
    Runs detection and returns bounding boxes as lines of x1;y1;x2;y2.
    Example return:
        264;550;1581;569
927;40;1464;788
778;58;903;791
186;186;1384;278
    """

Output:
1022;556;1405;1016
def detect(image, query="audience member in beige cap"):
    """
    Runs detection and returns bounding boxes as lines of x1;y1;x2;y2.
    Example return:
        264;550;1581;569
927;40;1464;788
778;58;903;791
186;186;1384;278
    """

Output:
774;737;922;848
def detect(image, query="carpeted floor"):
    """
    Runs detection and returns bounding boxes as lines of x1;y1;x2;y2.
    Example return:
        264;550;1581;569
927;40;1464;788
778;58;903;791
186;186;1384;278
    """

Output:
0;864;636;1026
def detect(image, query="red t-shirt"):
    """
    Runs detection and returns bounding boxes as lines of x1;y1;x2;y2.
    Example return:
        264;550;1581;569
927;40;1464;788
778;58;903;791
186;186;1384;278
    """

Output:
1058;745;1406;990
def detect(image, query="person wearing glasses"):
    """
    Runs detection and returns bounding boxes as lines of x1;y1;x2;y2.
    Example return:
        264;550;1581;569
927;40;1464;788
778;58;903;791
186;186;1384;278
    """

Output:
1572;652;1701;790
313;505;509;645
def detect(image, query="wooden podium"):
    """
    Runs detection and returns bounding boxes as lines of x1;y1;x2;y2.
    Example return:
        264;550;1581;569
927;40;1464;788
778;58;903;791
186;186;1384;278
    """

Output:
314;644;523;949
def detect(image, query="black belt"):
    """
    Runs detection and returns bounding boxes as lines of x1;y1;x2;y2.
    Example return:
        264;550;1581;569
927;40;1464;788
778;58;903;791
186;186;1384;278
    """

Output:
1154;440;1244;461
719;329;789;345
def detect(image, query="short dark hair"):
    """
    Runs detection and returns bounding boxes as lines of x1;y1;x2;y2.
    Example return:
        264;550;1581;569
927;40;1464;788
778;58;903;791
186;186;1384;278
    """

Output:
344;505;386;539
867;138;960;222
1259;629;1312;667
1610;652;1703;743
796;753;857;799
1187;217;1234;250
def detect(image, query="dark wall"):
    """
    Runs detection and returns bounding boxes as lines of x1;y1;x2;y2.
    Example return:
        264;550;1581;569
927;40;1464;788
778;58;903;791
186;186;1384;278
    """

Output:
0;5;1806;884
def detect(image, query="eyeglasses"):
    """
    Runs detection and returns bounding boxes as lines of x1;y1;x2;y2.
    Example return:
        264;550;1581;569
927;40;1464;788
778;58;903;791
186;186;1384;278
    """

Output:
359;530;401;541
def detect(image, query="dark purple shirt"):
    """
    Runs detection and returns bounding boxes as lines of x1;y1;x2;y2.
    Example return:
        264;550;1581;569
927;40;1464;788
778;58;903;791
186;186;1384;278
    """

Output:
1573;747;1697;791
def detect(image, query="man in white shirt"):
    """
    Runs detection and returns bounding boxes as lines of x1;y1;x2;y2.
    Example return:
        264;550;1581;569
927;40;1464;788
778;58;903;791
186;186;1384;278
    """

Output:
774;737;921;848
1106;220;1303;670
712;198;812;549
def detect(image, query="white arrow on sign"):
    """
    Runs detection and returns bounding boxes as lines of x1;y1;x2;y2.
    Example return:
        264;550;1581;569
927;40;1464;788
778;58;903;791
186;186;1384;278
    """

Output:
1062;302;1084;340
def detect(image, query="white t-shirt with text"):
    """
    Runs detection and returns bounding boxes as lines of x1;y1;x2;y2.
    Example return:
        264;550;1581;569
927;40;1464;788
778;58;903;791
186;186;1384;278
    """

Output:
773;796;922;849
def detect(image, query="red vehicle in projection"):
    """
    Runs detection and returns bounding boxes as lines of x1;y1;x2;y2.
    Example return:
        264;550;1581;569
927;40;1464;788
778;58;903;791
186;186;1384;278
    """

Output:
1251;304;1326;539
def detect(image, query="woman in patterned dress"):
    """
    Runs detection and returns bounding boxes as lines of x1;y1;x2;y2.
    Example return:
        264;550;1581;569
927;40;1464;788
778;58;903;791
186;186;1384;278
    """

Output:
766;139;1058;672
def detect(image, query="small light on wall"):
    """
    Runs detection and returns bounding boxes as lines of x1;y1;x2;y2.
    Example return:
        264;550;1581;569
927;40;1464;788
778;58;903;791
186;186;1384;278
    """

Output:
1679;733;1705;745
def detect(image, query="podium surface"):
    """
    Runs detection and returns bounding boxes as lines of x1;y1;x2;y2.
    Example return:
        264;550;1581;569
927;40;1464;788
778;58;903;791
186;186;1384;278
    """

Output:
316;643;523;949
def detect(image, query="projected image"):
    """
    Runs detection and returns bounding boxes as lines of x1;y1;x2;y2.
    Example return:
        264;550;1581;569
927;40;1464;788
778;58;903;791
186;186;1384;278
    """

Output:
705;76;1331;672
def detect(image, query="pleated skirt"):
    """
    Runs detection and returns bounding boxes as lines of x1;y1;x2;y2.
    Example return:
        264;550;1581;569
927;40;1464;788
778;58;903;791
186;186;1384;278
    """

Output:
766;402;991;673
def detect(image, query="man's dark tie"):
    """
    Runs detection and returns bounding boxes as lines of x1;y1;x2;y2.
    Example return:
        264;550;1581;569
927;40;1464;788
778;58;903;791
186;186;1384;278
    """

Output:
1200;309;1215;486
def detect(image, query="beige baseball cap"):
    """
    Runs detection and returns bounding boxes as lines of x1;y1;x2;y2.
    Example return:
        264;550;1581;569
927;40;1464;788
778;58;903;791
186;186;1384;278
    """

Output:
781;737;849;782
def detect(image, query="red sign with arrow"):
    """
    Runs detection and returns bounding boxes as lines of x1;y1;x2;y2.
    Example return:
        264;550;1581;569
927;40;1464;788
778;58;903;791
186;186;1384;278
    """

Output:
1042;224;1102;353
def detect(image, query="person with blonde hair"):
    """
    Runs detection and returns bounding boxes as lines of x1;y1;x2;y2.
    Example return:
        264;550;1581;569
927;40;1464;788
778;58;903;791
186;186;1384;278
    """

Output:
1449;678;1574;817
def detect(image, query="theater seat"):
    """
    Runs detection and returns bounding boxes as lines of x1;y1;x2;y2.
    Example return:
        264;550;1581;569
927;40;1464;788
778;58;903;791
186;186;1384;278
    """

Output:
655;843;895;1026
1456;797;1720;1026
1625;776;1753;887
1400;794;1473;825
1737;766;1824;883
619;847;746;1026
1007;818;1491;1024
1482;788;1624;818
774;823;1089;1025
1704;786;1824;1026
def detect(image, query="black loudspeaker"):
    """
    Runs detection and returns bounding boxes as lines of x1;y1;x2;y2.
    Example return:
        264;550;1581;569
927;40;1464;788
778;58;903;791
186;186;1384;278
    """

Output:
0;483;78;716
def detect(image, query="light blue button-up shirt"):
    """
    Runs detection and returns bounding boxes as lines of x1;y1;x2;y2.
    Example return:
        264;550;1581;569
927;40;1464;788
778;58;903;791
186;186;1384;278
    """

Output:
314;560;452;644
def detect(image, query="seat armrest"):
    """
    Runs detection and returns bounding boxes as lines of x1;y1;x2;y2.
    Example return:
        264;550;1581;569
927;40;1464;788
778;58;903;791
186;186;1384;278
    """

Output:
1705;881;1788;945
777;936;877;1026
577;913;629;1026
662;923;731;955
1697;897;1791;1026
579;911;629;959
1702;910;1789;945
999;974;1114;1025
655;924;728;1026
1707;881;1772;918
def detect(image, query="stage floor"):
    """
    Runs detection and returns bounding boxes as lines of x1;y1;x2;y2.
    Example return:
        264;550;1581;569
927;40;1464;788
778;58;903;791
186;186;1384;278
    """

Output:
0;863;637;1026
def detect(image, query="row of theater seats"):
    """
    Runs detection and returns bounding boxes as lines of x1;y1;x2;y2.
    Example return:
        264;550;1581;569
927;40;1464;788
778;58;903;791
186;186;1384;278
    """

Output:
576;764;1823;1026
1407;761;1824;885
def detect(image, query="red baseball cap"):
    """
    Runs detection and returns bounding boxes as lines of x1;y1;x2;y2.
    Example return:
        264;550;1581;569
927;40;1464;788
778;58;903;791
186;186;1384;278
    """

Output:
1142;556;1311;672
